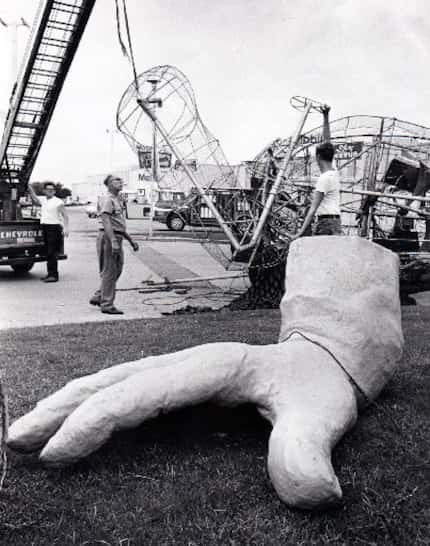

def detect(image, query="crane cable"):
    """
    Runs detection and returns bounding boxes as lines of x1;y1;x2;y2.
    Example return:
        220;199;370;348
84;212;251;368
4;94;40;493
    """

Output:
114;0;140;96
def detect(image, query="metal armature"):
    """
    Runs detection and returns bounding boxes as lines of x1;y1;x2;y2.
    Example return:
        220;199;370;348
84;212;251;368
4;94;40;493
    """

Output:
134;84;323;255
248;114;430;252
139;99;313;252
117;66;326;267
118;65;246;267
120;64;430;269
117;65;236;192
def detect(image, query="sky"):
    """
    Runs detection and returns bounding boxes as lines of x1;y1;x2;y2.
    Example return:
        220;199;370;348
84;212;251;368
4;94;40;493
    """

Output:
0;0;429;187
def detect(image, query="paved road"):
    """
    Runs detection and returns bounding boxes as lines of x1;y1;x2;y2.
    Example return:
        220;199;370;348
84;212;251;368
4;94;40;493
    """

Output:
3;207;428;330
0;207;249;330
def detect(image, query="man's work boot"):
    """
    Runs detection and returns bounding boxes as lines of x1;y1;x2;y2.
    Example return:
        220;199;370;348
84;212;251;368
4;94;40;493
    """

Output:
101;307;124;315
43;277;58;283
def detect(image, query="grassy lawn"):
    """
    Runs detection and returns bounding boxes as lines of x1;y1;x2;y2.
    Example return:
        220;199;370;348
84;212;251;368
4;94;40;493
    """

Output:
0;308;429;545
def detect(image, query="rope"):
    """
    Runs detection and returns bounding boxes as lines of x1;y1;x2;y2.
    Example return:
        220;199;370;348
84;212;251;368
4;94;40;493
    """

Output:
121;0;140;93
282;330;370;407
114;0;129;59
114;0;140;95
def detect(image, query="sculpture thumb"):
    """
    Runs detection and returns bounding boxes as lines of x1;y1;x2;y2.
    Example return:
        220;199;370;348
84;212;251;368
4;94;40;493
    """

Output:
268;415;343;509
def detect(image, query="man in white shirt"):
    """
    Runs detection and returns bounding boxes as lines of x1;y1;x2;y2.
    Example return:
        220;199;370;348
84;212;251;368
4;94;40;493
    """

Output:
293;105;343;238
28;181;69;282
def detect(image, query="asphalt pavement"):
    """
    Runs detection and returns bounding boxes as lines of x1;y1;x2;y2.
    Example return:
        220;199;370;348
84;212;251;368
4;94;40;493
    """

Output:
0;206;249;330
2;205;429;330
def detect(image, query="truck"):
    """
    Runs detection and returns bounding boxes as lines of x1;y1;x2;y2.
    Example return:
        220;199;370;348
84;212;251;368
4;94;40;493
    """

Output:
0;0;96;274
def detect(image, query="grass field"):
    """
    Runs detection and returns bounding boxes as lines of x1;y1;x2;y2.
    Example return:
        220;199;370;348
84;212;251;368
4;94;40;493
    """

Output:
0;308;429;545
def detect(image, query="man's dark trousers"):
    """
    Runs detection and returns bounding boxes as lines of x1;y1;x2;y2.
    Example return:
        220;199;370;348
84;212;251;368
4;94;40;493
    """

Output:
42;224;63;279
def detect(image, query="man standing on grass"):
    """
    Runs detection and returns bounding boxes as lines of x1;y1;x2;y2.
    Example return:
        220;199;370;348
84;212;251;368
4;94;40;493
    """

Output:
28;181;69;282
292;105;343;239
89;175;139;315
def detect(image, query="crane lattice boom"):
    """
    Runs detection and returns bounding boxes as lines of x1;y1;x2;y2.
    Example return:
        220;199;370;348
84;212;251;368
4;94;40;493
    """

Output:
0;0;96;193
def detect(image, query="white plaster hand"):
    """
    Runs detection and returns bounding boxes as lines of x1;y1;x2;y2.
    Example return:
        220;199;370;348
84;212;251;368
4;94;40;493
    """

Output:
7;237;403;510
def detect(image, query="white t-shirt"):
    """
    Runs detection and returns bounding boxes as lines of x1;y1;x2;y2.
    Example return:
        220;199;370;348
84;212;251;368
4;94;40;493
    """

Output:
315;169;341;216
39;196;64;225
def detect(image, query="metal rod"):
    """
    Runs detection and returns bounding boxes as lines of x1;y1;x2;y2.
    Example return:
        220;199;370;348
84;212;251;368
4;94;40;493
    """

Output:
342;188;430;204
241;102;313;251
141;271;247;286
375;198;430;218
137;98;242;249
137;98;313;254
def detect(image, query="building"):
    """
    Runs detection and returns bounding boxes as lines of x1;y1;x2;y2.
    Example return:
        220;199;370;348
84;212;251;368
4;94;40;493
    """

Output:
71;161;251;205
71;166;157;204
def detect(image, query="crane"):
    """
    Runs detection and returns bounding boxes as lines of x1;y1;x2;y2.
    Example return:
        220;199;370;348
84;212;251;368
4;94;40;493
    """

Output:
0;0;95;273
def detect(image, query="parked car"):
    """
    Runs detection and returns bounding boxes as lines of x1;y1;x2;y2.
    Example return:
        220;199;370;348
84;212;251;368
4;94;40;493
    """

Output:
85;203;97;218
165;189;255;231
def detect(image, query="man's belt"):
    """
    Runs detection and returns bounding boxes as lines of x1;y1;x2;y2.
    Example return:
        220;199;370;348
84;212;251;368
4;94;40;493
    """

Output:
317;214;340;219
99;229;125;236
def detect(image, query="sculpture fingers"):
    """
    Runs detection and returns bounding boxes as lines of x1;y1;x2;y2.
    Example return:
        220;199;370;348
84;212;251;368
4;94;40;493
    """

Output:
39;342;251;466
7;347;201;453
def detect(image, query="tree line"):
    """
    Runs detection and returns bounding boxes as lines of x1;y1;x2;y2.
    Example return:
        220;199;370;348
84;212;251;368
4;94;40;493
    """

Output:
31;182;72;200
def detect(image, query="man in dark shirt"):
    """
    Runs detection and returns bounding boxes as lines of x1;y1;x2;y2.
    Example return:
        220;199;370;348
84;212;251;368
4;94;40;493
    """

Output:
89;175;139;314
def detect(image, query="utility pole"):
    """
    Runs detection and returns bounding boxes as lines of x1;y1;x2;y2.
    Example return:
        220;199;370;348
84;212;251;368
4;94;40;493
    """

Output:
147;78;161;183
0;15;30;221
106;127;118;172
145;78;162;238
0;16;30;92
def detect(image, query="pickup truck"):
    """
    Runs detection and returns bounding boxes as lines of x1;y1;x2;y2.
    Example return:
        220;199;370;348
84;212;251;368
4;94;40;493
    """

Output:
0;206;66;275
163;189;254;231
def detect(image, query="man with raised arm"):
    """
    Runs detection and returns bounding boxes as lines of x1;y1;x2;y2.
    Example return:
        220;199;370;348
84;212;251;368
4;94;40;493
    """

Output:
89;175;139;315
293;105;343;238
28;181;69;282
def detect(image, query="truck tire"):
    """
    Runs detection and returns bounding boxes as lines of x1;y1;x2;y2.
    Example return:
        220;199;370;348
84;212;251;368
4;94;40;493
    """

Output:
11;262;35;275
167;213;186;231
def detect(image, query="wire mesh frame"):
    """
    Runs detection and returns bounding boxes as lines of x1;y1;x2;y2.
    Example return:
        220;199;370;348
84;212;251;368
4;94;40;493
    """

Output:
117;68;315;270
140;95;312;267
249;116;430;180
117;66;244;268
302;116;430;244
117;65;237;192
247;115;430;243
119;71;430;267
117;65;244;268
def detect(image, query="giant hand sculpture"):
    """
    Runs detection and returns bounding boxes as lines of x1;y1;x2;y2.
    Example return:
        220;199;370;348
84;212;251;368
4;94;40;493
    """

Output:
7;237;403;510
